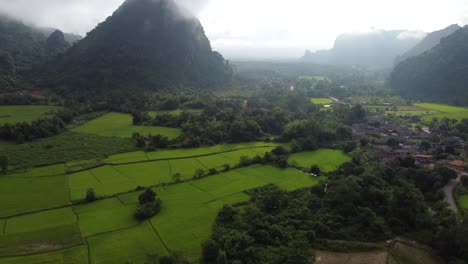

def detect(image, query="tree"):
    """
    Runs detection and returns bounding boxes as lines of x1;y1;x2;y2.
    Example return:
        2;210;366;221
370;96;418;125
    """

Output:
194;169;204;179
86;188;96;202
172;173;182;183
0;156;8;174
135;188;162;221
310;165;321;176
139;188;156;204
134;200;162;221
202;239;220;263
222;164;230;172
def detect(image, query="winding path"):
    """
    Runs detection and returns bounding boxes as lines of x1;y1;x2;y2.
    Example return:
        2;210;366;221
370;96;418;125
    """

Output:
443;170;466;212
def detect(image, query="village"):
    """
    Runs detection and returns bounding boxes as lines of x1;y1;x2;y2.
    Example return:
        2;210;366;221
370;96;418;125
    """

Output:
352;109;466;170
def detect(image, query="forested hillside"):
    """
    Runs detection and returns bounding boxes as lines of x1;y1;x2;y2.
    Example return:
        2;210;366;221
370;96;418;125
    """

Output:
395;24;460;65
0;15;77;90
37;0;233;96
390;26;468;105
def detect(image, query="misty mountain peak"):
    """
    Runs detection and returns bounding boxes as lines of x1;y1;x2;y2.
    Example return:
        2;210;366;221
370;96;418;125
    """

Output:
39;0;232;94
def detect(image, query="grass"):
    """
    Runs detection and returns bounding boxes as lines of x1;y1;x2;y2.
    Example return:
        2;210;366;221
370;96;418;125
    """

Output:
0;224;83;256
288;149;351;172
68;168;137;201
3;132;136;169
0;105;62;126
459;195;468;210
311;98;333;105
148;109;203;118
74;198;138;238
0;245;87;264
4;208;76;234
72;112;182;139
0;174;70;217
414;103;468;122
87;222;168;264
169;158;207;180
69;144;287;201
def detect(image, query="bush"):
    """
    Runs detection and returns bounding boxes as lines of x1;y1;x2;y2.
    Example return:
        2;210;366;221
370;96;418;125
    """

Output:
139;188;156;204
134;200;162;221
222;164;230;172
310;165;321;176
208;168;218;175
194;169;204;179
86;188;96;202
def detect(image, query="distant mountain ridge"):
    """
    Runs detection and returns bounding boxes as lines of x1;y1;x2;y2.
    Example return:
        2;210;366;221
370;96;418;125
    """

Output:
0;15;75;90
302;30;425;68
395;24;460;65
38;0;232;95
390;25;468;104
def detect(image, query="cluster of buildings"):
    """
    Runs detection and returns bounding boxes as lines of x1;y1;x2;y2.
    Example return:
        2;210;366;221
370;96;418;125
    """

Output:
352;115;466;170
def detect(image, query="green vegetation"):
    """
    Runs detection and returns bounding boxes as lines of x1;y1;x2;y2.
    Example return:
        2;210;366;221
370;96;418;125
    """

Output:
0;224;82;256
75;198;138;237
288;149;351;172
0;173;69;217
415;103;468;122
69;146;285;201
3;132;136;169
4;208;76;234
311;98;333;105
459;195;468;210
72;112;182;139
87;222;168;264
148;108;203;117
0;105;62;125
0;245;87;264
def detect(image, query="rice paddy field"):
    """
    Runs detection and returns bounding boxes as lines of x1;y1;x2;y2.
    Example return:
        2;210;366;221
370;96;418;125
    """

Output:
0;162;323;263
311;98;333;105
0;105;62;126
72;112;182;138
0;141;342;263
288;149;351;172
414;103;468;122
459;195;468;210
365;103;468;121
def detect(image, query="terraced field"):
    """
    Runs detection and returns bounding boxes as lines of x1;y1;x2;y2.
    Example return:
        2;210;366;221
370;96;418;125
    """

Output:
0;105;62;126
72;112;182;138
0;144;340;263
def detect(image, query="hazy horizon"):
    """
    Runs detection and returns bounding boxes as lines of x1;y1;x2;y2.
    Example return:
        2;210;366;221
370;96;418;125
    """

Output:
0;0;467;59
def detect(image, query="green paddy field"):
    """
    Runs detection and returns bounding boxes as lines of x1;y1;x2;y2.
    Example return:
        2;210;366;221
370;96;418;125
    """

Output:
0;105;62;126
72;112;182;138
0;144;350;263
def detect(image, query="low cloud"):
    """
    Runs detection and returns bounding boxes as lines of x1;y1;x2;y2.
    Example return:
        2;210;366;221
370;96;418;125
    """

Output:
0;0;210;35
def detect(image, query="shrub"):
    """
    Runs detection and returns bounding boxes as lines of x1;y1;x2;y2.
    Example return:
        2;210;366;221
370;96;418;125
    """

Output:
139;188;156;204
86;188;96;202
134;200;162;221
194;169;205;179
173;173;182;182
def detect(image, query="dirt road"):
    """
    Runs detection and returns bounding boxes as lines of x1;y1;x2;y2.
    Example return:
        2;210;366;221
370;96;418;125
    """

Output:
443;171;466;212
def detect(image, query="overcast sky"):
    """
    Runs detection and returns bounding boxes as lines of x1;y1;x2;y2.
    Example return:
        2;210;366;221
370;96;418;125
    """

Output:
1;0;467;59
